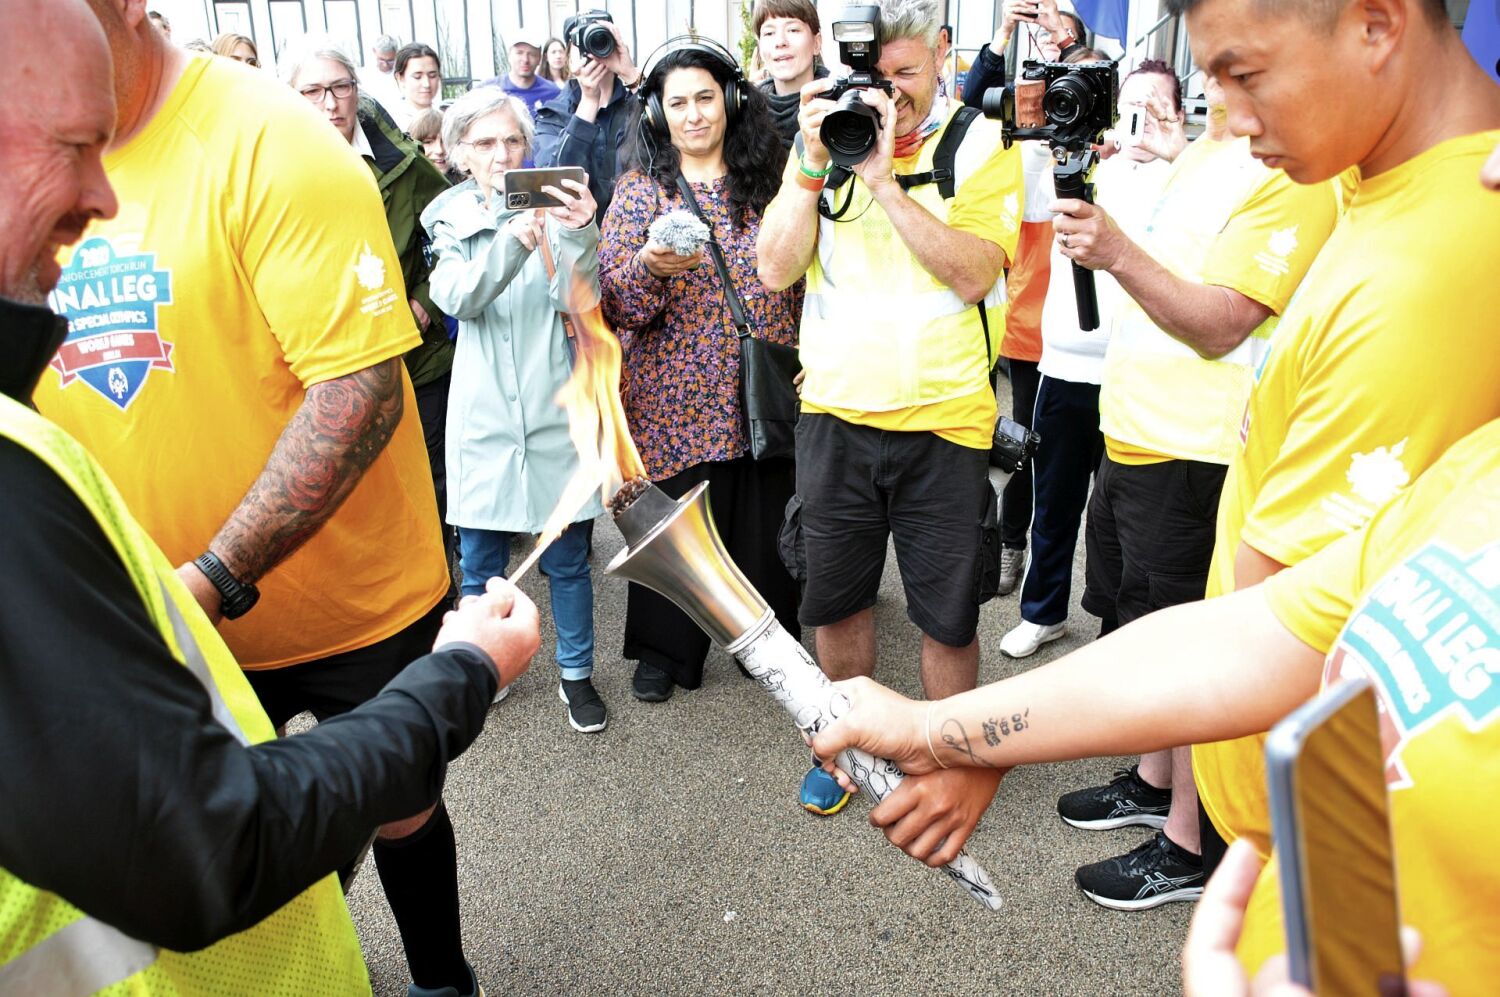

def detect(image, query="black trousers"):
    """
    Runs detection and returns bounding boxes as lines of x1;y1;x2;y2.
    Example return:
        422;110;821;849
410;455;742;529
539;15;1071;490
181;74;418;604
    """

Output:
1018;376;1104;626
999;358;1040;549
623;454;801;689
413;372;457;570
1082;456;1227;628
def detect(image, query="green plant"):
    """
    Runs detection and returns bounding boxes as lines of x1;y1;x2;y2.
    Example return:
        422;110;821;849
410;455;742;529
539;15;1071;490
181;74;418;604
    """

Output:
738;0;756;70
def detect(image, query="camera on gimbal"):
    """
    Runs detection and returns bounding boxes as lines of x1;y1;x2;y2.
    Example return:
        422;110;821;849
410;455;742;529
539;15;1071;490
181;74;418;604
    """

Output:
819;4;895;168
980;60;1117;151
565;9;616;60
978;60;1118;331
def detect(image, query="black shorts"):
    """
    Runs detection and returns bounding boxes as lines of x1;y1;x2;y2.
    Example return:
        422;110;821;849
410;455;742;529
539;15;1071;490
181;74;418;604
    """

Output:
245;598;448;729
1081;456;1227;628
794;413;991;648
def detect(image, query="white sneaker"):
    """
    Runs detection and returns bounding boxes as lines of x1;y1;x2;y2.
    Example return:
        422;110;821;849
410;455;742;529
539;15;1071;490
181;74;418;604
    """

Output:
1000;620;1065;658
492;683;511;706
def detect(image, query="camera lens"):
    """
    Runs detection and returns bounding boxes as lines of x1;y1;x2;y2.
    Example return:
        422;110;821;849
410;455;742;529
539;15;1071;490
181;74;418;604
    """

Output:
820;90;881;167
580;22;615;59
1043;74;1092;127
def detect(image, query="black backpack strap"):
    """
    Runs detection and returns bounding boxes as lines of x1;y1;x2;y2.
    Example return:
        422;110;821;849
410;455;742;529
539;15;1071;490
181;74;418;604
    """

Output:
895;105;982;198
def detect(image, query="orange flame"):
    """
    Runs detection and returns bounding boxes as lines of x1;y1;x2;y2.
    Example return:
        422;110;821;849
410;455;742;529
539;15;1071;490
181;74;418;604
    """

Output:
511;261;647;579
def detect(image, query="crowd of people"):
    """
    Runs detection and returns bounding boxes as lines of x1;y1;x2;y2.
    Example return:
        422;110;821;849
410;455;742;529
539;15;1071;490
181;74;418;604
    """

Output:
1;0;1496;994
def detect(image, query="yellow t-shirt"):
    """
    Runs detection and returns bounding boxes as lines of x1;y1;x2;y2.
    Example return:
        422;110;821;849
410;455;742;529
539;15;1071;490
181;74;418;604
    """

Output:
1101;136;1344;466
1238;419;1500;994
1195;130;1500;853
801;105;1023;450
34;55;449;670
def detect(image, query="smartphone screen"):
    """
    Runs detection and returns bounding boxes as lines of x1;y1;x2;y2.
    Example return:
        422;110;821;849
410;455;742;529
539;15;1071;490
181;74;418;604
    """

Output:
1268;680;1407;995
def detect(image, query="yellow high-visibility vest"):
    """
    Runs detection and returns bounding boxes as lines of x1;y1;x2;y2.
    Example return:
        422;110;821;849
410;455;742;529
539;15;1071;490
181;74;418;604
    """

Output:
0;394;370;995
799;104;1007;413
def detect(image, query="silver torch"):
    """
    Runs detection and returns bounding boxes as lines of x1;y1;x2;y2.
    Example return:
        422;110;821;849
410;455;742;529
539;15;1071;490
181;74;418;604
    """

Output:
607;480;1002;911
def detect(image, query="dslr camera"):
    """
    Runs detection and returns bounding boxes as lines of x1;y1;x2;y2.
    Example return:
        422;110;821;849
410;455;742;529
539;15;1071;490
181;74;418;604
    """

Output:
565;9;616;61
980;60;1117;151
819;4;895;168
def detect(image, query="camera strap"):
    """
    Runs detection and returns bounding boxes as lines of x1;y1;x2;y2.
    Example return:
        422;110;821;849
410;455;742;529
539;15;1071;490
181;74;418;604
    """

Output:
673;173;752;339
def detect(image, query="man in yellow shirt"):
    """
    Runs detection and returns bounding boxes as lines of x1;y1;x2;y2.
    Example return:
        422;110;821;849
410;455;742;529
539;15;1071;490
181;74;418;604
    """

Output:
810;416;1500;995
37;4;472;995
758;0;1022;842
1045;74;1343;909
1167;0;1500;874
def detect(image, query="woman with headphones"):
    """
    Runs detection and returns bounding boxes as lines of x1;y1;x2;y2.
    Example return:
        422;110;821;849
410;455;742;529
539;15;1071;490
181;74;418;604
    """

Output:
599;39;803;705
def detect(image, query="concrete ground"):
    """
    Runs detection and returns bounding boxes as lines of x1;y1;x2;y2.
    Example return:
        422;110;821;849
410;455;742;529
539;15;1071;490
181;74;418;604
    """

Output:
345;383;1193;996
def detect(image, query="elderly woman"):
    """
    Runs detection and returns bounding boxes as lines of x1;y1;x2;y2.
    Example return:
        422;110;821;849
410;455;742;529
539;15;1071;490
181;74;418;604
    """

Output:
279;37;458;569
599;43;800;705
421;88;608;734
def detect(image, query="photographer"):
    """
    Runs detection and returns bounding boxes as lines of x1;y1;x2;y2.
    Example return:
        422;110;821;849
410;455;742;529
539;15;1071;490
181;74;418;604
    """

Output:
758;0;1023;830
1040;72;1346;911
533;10;643;220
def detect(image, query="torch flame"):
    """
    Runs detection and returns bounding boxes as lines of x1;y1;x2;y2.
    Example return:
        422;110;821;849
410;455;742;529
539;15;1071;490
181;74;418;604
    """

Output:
510;261;647;581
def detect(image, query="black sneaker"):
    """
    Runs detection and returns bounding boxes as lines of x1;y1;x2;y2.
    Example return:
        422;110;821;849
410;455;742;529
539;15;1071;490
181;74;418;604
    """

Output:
1074;832;1204;910
631;661;674;703
558;678;608;733
1057;766;1171;830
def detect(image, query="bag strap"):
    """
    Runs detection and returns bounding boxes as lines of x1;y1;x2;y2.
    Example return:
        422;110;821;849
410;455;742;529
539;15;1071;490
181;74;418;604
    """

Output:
536;228;577;342
674;173;752;340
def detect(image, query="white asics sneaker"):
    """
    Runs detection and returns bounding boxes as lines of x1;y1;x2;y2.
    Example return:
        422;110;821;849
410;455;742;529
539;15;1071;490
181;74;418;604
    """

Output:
1000;620;1066;658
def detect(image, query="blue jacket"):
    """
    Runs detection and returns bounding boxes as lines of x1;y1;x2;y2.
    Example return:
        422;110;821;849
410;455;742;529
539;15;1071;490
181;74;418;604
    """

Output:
533;77;640;221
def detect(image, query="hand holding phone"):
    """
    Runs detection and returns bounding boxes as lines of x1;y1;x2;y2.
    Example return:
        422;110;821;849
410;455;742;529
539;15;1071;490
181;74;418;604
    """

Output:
502;166;588;210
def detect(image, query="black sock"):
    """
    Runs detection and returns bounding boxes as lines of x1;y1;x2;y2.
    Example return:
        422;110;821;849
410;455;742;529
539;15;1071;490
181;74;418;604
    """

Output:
372;803;471;993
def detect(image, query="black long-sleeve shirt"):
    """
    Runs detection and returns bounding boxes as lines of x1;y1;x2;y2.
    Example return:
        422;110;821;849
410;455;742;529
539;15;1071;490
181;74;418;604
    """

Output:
962;45;1007;111
0;434;497;952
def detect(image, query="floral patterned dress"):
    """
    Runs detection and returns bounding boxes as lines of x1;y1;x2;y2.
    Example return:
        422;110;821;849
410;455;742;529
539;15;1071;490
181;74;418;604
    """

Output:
599;171;802;481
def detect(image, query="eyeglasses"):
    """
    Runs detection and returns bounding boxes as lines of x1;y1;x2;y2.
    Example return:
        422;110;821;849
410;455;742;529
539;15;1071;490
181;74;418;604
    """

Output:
299;79;357;102
462;135;527;155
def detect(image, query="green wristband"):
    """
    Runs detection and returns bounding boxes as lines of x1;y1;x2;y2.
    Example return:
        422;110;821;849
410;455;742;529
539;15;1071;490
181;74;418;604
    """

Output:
799;156;833;179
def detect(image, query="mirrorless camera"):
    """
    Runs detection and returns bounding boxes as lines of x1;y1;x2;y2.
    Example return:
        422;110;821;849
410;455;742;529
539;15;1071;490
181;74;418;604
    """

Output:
980;60;1117;151
819;4;895;168
565;9;616;61
979;59;1118;331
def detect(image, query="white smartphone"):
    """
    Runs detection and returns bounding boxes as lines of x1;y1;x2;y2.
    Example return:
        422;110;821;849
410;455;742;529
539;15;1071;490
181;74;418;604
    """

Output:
1119;106;1145;148
1266;678;1408;996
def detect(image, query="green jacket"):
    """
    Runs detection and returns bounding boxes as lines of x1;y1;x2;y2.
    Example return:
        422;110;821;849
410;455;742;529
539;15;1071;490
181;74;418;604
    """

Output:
357;96;454;387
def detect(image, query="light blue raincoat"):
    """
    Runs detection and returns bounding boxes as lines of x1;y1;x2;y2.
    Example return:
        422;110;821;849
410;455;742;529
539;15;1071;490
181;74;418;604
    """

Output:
422;179;605;532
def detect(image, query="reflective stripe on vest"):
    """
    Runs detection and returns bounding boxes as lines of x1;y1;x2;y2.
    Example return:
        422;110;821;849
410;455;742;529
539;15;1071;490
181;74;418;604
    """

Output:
799;104;1004;413
0;914;156;996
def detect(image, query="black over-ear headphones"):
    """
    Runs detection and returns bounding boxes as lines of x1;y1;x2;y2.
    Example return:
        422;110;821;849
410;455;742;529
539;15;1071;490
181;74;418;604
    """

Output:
640;35;749;136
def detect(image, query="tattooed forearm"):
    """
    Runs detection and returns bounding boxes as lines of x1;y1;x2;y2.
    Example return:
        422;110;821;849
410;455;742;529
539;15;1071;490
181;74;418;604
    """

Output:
207;358;404;583
940;719;983;766
982;710;1032;752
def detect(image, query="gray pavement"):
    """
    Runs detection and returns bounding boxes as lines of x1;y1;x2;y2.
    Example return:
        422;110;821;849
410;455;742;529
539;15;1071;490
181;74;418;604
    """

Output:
346;384;1192;996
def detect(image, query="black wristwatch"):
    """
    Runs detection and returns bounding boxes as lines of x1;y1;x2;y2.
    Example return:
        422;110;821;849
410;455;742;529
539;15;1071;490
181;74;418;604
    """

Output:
193;551;261;620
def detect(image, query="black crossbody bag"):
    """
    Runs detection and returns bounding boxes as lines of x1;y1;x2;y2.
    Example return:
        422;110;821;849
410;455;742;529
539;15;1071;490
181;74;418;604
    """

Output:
674;174;801;462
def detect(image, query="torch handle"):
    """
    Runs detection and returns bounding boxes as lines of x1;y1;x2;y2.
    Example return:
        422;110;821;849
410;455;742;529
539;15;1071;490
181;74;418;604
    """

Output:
731;619;1003;911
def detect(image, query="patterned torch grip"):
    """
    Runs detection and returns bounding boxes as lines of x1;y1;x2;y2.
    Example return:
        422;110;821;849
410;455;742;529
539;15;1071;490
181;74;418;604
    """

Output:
731;619;1003;911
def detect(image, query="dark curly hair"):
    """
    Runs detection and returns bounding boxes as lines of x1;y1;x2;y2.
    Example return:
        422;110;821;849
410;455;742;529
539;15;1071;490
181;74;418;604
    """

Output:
622;47;787;229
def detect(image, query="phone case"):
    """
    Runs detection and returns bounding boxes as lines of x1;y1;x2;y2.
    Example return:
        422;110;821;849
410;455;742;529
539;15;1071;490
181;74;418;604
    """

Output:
502;167;587;210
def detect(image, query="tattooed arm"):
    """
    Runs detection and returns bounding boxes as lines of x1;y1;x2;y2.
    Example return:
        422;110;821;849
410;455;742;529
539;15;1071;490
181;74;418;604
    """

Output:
176;359;405;620
813;586;1322;774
